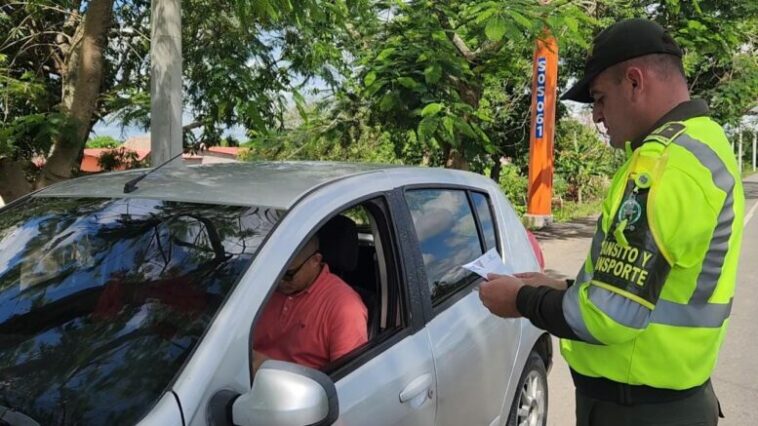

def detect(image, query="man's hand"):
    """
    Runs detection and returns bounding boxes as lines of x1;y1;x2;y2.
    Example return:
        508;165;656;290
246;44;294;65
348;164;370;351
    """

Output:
514;272;568;290
479;274;525;318
252;350;270;375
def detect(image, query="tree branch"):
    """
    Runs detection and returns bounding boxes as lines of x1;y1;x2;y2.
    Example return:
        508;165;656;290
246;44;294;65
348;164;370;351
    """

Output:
434;9;477;63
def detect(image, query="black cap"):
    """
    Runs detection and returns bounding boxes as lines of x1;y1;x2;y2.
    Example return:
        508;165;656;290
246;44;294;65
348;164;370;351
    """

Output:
561;18;683;103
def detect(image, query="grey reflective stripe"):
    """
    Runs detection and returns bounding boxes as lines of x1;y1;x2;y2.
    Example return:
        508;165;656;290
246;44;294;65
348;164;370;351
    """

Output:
562;282;603;344
575;215;605;284
672;134;736;303
588;285;652;329
651;299;732;328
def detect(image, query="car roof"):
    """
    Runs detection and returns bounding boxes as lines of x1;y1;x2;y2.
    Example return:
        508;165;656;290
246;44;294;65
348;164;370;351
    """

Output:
35;161;426;209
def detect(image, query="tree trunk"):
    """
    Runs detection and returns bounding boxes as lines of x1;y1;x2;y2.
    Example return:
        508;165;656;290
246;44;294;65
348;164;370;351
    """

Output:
37;0;114;189
489;154;502;182
0;159;33;203
444;147;469;170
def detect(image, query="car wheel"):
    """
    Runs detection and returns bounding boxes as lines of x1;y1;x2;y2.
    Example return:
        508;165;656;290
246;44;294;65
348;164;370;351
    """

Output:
506;351;548;426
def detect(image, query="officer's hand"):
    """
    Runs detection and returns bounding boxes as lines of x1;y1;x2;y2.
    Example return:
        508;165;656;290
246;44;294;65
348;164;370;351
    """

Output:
514;272;567;290
479;274;525;318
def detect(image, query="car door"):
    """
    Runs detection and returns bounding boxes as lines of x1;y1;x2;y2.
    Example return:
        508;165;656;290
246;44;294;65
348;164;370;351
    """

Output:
402;188;522;426
331;192;437;425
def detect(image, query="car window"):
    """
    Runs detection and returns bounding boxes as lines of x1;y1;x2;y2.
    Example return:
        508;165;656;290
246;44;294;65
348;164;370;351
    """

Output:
0;197;281;426
471;192;498;251
404;189;483;305
252;197;409;380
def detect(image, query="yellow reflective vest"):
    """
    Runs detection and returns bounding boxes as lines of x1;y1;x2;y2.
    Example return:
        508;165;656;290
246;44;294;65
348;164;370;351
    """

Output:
561;113;745;390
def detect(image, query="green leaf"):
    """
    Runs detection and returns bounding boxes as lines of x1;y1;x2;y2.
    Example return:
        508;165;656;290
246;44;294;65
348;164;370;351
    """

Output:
421;102;444;117
442;116;454;137
397;77;419;90
485;16;507;41
432;31;448;42
377;47;395;61
364;80;386;97
453;118;477;138
506;10;532;30
564;16;579;33
379;93;396;111
417;116;439;143
364;71;377;86
424;64;442;84
474;8;497;25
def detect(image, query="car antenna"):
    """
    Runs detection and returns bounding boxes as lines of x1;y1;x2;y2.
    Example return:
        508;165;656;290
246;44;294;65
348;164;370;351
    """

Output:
123;151;184;194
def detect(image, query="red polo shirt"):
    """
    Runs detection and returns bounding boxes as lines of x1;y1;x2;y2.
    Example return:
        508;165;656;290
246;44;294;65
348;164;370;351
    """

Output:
253;264;368;369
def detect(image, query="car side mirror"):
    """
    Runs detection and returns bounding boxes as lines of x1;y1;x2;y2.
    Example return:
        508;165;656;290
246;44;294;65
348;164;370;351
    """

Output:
232;360;339;426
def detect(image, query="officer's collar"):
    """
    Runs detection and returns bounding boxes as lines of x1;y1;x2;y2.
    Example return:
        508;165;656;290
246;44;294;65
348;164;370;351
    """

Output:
628;99;710;151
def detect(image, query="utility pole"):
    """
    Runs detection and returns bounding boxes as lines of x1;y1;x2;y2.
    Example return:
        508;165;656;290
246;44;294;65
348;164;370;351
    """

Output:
150;0;183;165
753;132;756;171
738;129;743;173
525;33;558;229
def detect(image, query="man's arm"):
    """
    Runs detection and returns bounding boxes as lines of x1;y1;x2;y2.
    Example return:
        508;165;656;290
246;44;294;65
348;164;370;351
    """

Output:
252;350;271;375
327;295;368;361
517;286;580;339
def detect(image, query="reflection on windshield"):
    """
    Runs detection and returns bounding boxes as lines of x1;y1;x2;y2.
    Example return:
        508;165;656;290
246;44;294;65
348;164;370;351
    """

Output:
0;197;281;425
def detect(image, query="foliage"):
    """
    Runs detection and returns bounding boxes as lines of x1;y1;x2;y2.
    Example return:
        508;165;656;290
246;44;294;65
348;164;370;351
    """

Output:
560;0;758;127
348;0;593;169
86;136;121;149
0;0;379;199
97;147;146;172
554;118;623;203
498;164;529;215
553;199;604;223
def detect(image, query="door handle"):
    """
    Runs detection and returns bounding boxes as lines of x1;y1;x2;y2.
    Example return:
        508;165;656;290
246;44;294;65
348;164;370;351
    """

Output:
399;374;433;403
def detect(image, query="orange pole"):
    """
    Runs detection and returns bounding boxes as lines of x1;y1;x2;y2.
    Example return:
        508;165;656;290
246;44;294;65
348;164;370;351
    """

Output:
526;33;558;228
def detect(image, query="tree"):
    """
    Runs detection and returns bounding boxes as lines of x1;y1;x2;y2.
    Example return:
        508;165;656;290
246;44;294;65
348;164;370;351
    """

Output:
0;0;376;202
343;0;592;170
86;135;119;148
554;118;623;203
560;0;758;127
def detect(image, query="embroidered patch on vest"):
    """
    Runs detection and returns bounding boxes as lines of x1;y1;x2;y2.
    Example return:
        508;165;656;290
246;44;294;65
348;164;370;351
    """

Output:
593;181;671;306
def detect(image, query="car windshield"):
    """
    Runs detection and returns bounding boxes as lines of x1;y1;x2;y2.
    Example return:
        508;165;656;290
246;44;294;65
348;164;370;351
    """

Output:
0;197;281;425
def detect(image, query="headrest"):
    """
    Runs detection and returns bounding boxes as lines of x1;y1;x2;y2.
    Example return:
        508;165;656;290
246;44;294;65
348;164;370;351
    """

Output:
317;215;359;272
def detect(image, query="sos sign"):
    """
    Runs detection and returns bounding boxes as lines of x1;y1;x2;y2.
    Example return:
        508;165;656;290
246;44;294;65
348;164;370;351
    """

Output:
534;56;547;140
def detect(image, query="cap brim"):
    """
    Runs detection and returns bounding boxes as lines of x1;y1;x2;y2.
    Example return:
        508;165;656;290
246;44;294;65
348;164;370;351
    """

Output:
560;74;595;103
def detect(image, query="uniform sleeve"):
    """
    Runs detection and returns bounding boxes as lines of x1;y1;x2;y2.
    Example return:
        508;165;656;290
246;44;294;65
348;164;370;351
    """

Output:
562;166;716;345
327;291;369;361
517;286;580;340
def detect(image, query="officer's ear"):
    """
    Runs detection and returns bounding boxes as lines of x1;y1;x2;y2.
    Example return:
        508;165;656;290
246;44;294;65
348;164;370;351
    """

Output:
624;66;644;100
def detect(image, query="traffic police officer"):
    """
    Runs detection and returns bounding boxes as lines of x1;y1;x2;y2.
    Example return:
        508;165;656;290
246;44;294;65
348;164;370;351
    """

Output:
479;18;745;425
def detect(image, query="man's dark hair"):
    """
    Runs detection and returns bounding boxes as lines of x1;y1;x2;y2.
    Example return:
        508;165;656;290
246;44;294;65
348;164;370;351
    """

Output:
610;53;686;84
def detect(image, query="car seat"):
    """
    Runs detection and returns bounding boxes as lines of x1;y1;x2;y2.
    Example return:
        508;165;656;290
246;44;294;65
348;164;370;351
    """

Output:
317;215;380;339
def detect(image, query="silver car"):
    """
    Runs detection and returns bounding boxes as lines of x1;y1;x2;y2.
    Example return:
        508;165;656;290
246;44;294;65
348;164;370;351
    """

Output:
0;162;551;426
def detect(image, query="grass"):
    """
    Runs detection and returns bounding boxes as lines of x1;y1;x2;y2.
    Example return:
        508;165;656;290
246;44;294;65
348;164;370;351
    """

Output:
552;199;604;223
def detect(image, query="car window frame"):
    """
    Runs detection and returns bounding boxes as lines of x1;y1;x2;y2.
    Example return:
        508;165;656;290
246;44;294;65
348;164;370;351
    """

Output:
470;191;501;254
248;190;427;383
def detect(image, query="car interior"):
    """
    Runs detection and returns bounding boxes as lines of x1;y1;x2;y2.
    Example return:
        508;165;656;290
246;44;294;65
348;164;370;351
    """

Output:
314;201;407;375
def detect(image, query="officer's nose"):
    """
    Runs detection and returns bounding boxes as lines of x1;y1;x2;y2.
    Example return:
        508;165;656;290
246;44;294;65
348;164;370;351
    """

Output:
592;107;604;125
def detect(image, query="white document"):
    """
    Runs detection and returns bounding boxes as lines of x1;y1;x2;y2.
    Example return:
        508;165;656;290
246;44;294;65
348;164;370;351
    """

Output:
462;248;515;279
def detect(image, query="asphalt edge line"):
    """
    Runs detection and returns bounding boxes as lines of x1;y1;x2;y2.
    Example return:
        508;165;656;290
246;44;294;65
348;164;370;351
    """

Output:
745;199;758;227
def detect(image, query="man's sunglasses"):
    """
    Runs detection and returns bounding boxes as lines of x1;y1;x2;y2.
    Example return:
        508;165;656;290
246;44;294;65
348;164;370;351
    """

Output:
282;251;319;281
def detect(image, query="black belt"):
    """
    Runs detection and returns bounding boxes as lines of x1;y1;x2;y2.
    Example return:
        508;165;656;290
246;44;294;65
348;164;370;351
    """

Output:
571;370;708;405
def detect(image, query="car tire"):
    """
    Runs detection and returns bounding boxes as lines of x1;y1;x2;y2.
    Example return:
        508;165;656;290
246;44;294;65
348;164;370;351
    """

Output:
506;351;548;426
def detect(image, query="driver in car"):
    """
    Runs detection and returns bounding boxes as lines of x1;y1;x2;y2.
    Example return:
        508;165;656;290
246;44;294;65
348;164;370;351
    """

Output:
252;235;368;372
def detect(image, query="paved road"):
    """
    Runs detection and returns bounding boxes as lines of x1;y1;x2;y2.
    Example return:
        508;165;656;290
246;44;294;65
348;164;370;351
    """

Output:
535;174;758;425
